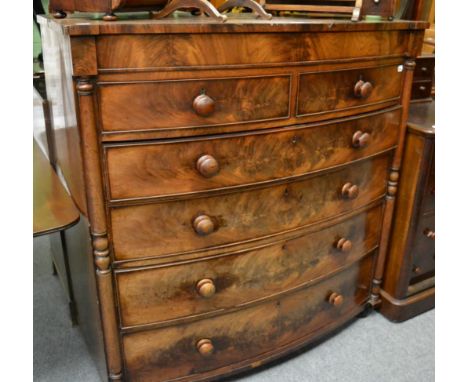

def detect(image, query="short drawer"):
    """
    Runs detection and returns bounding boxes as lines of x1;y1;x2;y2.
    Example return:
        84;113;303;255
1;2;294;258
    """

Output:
116;206;383;327
110;154;390;261
105;108;400;201
410;212;435;283
411;80;432;100
98;75;291;133
122;255;374;382
413;56;435;81
297;64;403;117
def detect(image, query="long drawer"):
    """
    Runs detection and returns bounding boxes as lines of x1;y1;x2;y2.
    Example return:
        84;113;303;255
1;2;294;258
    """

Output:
116;205;383;327
121;255;374;382
105;108;400;201
110;154;390;261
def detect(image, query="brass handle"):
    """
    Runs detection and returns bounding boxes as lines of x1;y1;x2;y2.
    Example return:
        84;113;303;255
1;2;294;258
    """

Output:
341;182;359;199
354;79;373;99
352;130;370;149
193;215;216;236
197;339;214;357
196;279;216;298
336;238;353;253
193;93;215;117
328;292;344;306
424;228;435;240
197;155;219;178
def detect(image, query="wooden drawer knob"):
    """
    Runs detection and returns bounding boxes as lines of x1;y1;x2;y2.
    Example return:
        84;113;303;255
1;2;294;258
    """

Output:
193;215;216;236
352;130;370;148
328;292;344;306
196;279;216;298
413;265;422;274
354;79;373;99
336;238;353;252
197;339;214;357
424;229;435;240
341;183;359;199
197;155;219;178
193;93;215;117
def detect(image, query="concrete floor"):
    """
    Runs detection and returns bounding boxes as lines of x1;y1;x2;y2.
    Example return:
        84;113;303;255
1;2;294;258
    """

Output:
33;235;434;382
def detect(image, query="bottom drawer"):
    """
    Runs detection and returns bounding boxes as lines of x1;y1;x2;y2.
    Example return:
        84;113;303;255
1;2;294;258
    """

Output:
410;213;435;284
122;255;375;382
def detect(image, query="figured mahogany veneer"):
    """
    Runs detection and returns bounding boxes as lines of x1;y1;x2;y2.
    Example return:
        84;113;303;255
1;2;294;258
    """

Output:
122;256;374;382
38;15;426;382
110;154;390;261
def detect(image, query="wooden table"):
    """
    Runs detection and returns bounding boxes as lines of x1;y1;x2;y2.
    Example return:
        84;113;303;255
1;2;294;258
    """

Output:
33;139;80;237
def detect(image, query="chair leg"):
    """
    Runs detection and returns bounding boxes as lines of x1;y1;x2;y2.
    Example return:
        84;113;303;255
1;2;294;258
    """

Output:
218;0;273;20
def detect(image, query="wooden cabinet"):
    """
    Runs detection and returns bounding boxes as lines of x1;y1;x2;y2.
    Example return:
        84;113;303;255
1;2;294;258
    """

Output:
380;101;435;322
38;15;426;381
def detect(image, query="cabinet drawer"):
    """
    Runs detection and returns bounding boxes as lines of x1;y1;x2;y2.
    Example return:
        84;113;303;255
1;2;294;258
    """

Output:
116;206;382;327
105;108;400;201
122;256;374;382
111;154;390;261
297;64;403;117
411;80;432;100
410;213;435;283
98;75;291;133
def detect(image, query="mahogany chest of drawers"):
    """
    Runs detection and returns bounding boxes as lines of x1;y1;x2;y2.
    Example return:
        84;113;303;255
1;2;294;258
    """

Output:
38;14;427;381
380;100;435;322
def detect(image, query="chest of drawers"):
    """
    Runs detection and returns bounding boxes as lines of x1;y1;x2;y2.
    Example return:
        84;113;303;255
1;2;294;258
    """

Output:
39;14;427;381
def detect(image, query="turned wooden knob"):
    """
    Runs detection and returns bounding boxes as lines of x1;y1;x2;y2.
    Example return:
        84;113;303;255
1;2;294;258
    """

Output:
197;155;219;178
352;130;370;148
413;265;422;274
424;229;435;240
196;279;216;298
193;93;215;117
197;339;214;357
354;80;373;99
336;238;353;252
341;183;359;199
328;292;344;306
193;215;216;236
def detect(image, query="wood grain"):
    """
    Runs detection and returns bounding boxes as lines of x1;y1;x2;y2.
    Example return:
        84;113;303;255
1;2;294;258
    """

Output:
110;154;390;261
105;108;400;201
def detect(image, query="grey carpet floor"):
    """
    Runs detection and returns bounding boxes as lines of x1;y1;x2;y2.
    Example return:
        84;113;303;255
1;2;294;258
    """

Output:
34;236;434;382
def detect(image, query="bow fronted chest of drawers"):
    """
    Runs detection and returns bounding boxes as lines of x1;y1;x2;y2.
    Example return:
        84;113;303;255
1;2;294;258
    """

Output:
38;14;427;382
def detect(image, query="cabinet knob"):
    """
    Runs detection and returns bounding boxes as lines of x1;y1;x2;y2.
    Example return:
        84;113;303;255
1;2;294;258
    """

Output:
336;238;353;252
341;183;359;199
196;279;216;298
328;292;344;306
424;229;435;240
193;93;215;117
352;130;370;149
193;215;216;236
354;79;373;99
413;265;422;274
197;155;219;178
197;339;214;357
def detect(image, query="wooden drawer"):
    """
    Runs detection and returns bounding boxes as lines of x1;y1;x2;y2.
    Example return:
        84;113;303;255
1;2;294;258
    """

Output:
116;206;382;328
413;56;435;82
410;212;435;283
110;154;390;261
122;255;374;382
411;80;432;100
98;75;291;133
105;108;400;201
297;64;403;117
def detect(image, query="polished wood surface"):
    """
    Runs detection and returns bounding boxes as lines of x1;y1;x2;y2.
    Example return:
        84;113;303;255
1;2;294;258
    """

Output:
33;140;80;236
38;15;426;381
122;256;374;382
380;100;434;322
110;154;390;261
105;108;400;201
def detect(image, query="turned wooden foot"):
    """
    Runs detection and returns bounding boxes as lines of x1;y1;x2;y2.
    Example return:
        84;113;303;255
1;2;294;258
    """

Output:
152;0;227;22
52;10;67;19
103;12;118;21
218;0;272;20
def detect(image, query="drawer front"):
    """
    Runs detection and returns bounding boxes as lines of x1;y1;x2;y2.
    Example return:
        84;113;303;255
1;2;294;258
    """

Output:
297;64;403;117
111;154;390;261
421;144;435;213
411;80;432;100
414;56;435;81
106;109;400;201
122;256;374;382
97;31;410;70
116;206;383;327
98;75;291;133
410;213;435;283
